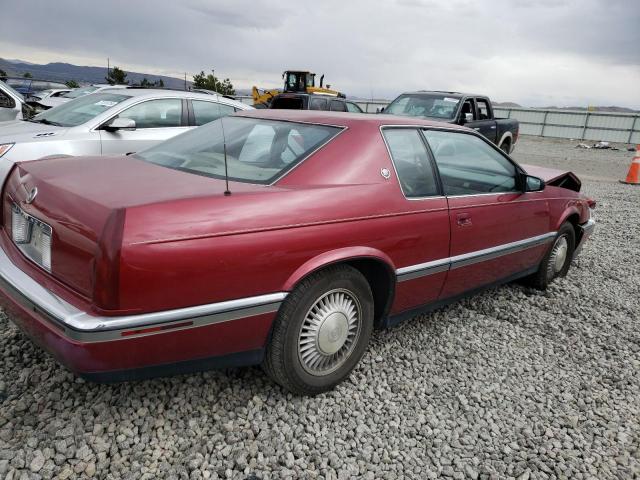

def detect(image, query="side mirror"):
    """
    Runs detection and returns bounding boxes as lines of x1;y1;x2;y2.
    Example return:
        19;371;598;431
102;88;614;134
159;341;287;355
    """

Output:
523;175;545;192
460;112;473;124
103;117;136;131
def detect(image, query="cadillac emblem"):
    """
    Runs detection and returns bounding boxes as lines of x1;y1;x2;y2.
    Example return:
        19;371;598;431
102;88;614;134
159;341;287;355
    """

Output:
25;187;38;204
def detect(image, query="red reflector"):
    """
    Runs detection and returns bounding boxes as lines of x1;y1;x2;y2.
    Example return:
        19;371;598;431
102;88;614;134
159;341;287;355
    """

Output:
121;321;193;337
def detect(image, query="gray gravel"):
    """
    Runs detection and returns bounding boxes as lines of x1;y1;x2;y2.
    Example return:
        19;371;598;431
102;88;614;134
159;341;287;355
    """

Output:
1;136;639;479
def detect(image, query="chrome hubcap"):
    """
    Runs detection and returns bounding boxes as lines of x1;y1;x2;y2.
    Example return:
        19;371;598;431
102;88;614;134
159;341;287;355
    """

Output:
548;235;569;278
298;289;361;376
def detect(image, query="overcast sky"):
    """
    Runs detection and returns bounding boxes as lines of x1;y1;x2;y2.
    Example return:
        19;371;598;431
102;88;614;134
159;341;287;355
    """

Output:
1;0;639;107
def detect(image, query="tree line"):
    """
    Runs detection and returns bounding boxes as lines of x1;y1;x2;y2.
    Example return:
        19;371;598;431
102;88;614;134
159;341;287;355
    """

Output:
1;66;235;96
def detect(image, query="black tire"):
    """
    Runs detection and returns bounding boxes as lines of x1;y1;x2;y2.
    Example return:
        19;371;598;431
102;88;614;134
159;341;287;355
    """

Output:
263;265;374;395
525;222;576;290
500;141;511;155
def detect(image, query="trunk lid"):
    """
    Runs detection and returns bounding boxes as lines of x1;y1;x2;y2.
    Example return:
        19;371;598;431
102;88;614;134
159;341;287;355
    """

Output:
3;155;270;299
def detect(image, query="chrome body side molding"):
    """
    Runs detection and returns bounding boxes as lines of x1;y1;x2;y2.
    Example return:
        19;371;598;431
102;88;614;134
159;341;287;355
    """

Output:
396;232;557;282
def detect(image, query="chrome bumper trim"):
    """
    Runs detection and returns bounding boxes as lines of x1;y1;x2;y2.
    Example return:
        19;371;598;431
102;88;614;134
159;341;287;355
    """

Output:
396;231;557;282
0;246;286;342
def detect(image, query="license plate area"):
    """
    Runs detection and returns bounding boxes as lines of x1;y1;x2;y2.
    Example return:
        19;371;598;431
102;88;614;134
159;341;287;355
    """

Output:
11;204;52;272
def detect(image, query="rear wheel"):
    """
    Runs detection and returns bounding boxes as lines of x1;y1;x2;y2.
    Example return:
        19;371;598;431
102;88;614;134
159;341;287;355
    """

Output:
500;140;511;154
263;265;374;395
525;222;576;290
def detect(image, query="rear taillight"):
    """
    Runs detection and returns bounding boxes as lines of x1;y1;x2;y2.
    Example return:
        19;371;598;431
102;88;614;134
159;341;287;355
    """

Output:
93;209;125;310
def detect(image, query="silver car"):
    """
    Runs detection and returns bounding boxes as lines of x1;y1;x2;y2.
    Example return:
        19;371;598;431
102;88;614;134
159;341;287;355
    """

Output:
0;80;29;123
0;88;253;182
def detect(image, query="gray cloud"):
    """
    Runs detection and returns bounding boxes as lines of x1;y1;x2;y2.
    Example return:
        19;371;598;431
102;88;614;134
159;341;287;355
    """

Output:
0;0;638;107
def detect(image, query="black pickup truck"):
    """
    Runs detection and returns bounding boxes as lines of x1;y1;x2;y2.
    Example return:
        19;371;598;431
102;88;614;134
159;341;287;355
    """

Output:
382;91;519;154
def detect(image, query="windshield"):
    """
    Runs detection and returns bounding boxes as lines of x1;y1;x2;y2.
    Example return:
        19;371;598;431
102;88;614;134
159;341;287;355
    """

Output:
1;80;25;101
62;86;99;99
384;94;460;120
31;92;131;127
135;117;342;184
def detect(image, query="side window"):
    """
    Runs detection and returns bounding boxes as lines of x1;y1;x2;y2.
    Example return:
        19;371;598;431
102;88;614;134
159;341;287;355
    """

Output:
460;99;476;121
476;99;490;120
0;90;15;109
329;100;346;112
383;129;439;198
117;99;182;128
423;130;517;196
346;102;363;113
310;98;327;110
193;101;235;126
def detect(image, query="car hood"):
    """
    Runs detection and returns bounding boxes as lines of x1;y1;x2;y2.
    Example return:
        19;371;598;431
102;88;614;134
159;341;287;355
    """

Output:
521;163;581;192
0;120;69;143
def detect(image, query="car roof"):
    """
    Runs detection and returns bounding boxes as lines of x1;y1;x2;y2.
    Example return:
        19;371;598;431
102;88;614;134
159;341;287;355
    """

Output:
234;109;470;130
401;91;487;98
99;88;251;107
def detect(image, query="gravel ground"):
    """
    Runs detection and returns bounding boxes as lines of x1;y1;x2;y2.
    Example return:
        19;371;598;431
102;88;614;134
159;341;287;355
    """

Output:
1;137;639;479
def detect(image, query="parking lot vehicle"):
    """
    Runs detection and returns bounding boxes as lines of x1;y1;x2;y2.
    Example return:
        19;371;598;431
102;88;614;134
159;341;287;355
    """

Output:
0;110;595;394
270;93;362;112
4;77;69;97
37;84;127;110
0;80;32;123
383;91;520;153
253;70;344;107
26;88;72;102
0;88;252;183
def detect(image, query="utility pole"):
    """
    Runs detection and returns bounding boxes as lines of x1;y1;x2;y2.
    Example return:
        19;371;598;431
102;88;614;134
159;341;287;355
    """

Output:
107;58;110;76
212;69;217;93
184;72;187;91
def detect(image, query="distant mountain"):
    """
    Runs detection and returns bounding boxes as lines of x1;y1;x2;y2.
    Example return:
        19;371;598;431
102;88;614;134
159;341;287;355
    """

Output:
492;101;522;108
0;58;189;90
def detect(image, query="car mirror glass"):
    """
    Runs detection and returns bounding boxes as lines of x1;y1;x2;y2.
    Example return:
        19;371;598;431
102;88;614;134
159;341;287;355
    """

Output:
525;175;545;192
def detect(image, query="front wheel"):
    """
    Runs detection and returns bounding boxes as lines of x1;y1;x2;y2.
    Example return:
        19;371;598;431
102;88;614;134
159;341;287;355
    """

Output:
525;222;576;290
263;265;374;395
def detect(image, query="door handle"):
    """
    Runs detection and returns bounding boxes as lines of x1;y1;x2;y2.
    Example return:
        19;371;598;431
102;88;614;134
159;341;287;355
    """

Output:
457;213;472;226
490;125;496;129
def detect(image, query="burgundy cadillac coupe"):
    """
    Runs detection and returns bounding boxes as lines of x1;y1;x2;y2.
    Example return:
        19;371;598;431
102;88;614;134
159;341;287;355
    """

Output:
0;110;595;394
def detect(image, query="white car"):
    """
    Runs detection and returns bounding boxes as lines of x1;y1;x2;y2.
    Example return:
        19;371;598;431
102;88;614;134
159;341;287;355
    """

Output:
0;88;253;183
37;84;127;110
26;88;72;103
0;80;30;123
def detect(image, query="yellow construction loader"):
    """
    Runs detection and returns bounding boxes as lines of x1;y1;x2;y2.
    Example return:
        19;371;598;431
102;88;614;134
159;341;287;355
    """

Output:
252;70;343;108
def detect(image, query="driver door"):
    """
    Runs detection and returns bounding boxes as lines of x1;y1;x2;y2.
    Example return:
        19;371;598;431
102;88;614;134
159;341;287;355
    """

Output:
99;98;190;155
422;129;550;299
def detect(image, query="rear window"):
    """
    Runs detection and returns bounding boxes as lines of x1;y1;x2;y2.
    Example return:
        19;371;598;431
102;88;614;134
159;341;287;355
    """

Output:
271;96;304;109
310;98;327;110
135;117;342;184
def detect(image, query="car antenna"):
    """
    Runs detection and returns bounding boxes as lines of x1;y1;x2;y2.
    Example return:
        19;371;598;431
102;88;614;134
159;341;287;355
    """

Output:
219;117;231;196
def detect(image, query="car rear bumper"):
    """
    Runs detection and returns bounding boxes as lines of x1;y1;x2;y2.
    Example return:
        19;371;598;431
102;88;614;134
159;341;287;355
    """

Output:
574;218;595;258
0;246;284;380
